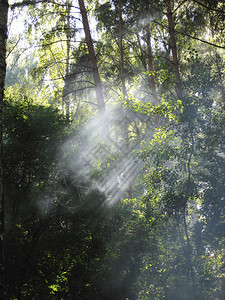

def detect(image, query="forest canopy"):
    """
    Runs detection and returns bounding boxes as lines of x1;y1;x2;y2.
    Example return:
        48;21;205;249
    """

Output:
0;0;224;299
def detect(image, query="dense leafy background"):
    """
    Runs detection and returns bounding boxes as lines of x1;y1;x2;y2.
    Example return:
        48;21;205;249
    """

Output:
3;0;225;299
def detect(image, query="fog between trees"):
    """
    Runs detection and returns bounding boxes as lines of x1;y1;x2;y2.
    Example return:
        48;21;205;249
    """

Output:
0;0;224;299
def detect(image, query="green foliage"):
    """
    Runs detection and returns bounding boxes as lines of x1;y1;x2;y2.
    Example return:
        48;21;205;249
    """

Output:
4;0;225;299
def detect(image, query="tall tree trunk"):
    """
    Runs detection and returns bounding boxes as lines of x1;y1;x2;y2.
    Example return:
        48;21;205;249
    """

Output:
118;0;132;199
146;23;158;105
78;0;106;113
214;53;225;101
146;23;160;127
119;0;127;102
0;0;9;298
166;0;182;99
63;0;71;119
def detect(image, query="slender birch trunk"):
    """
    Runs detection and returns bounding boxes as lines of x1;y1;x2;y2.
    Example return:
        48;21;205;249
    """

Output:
166;0;182;99
78;0;106;113
0;0;9;298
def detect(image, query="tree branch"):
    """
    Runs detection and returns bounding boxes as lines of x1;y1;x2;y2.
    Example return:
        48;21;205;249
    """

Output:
192;0;225;14
176;30;225;49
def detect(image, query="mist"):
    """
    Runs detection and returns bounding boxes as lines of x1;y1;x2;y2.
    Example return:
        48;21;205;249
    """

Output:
2;0;225;298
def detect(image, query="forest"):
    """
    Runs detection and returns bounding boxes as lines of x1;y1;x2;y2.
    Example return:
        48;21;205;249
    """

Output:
0;0;224;299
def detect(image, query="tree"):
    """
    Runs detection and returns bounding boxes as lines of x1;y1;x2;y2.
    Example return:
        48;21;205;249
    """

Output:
118;0;132;198
165;0;182;99
0;0;9;298
146;22;158;105
78;0;106;114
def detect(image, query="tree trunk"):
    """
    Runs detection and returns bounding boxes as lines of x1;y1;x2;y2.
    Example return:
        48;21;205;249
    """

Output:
119;0;127;102
63;0;71;119
166;0;182;99
78;0;106;113
214;53;225;101
0;0;9;298
118;0;132;199
146;22;160;127
146;23;158;105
